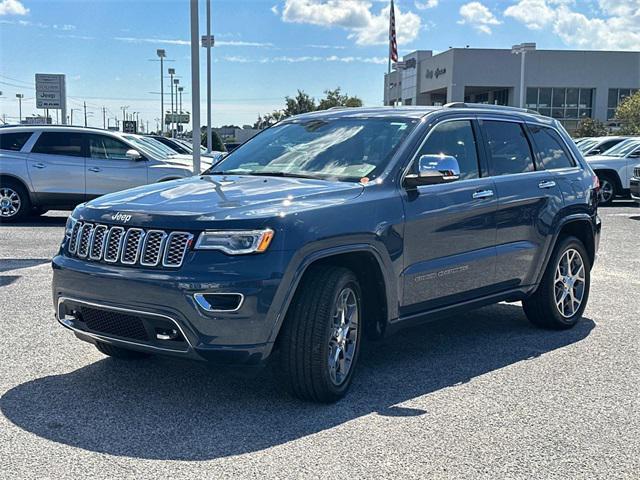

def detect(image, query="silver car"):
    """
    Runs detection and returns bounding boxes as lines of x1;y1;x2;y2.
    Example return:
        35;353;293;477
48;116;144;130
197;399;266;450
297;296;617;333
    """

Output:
0;125;211;221
586;138;640;205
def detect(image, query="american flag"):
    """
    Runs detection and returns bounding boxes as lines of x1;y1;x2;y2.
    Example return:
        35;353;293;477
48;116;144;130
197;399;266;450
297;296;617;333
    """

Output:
389;0;398;64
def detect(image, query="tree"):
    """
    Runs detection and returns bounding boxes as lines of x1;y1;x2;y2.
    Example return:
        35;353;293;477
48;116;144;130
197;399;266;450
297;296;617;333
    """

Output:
201;129;226;152
574;118;608;138
284;90;316;116
317;87;363;111
253;110;286;129
615;90;640;135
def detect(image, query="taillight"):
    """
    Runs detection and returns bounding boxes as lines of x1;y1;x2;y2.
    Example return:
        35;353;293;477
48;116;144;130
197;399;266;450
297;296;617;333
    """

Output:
592;175;600;193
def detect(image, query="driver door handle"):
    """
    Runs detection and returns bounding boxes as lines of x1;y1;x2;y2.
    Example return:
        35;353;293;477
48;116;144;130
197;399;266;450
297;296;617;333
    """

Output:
472;189;494;199
538;180;556;189
88;167;101;173
32;163;46;169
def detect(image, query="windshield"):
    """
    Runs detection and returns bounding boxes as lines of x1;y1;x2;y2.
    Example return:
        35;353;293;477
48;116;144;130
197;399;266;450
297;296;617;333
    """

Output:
209;117;416;181
139;136;179;156
123;135;171;158
602;139;640;157
578;139;598;152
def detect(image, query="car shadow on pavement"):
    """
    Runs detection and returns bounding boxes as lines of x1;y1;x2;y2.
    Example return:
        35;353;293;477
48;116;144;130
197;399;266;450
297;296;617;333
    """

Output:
0;258;51;273
0;303;595;461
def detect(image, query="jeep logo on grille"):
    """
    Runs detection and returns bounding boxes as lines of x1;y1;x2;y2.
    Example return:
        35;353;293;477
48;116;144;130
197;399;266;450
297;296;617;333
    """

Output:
111;212;132;223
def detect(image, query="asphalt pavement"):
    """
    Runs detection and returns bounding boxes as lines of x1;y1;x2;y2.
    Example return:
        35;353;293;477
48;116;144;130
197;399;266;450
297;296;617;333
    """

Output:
1;202;639;479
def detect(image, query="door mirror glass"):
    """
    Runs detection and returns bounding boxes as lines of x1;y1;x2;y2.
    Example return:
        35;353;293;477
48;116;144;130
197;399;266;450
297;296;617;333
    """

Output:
405;154;460;187
126;149;142;161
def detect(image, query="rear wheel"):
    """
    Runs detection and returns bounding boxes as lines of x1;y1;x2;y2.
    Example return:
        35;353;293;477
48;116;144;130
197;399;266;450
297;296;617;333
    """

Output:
95;341;150;360
275;266;362;403
523;236;591;329
0;179;30;222
597;173;616;206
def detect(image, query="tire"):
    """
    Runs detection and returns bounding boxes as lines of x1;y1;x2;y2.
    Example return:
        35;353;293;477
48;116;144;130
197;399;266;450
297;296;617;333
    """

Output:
523;236;591;330
597;173;617;206
0;178;31;222
275;266;363;403
95;341;150;360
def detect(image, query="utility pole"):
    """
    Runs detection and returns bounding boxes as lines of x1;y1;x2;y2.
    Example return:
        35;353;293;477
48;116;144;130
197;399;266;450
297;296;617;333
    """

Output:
83;101;88;127
16;94;24;123
120;105;129;127
173;79;179;136
178;86;183;115
156;49;166;135
102;106;106;129
205;0;213;152
190;0;201;174
168;68;175;137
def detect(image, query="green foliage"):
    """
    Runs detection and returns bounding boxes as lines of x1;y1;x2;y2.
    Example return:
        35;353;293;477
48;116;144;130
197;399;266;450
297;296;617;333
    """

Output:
574;118;608;138
615;91;640;135
200;129;226;152
317;88;363;111
284;90;316;116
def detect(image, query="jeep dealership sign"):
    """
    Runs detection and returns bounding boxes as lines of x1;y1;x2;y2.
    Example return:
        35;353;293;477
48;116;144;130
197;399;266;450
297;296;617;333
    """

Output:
35;73;67;124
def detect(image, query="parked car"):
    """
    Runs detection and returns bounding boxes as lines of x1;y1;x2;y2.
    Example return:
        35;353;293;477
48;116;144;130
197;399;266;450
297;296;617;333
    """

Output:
586;138;640;206
0;126;211;221
631;164;640;205
577;136;629;156
53;105;600;402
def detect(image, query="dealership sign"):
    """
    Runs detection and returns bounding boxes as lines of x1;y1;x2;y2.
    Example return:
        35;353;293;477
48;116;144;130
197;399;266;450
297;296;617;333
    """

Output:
122;120;137;133
425;67;447;80
35;74;66;109
165;113;190;125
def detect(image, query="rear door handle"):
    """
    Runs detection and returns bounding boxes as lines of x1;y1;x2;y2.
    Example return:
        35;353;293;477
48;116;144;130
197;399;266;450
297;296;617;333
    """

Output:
472;189;494;199
88;167;101;172
32;163;46;169
538;180;556;189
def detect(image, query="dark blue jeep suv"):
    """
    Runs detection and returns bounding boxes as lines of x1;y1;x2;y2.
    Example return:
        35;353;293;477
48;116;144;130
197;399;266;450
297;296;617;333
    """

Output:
53;105;601;402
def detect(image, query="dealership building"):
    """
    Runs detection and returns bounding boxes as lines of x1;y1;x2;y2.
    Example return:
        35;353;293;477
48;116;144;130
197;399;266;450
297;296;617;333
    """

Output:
384;44;640;132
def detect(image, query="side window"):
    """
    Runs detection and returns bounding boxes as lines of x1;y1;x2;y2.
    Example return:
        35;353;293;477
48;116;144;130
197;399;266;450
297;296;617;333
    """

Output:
481;121;535;176
597;139;619;153
31;132;84;157
89;135;130;160
415;120;480;180
529;125;575;170
0;132;33;151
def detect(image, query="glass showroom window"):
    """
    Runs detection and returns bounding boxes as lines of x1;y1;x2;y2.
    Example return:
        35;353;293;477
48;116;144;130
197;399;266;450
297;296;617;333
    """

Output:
608;88;639;120
526;87;594;126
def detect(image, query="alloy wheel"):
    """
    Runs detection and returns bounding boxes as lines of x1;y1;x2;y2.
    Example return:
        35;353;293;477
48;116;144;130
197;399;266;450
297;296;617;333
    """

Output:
0;187;21;218
327;287;359;386
599;179;614;204
554;248;586;318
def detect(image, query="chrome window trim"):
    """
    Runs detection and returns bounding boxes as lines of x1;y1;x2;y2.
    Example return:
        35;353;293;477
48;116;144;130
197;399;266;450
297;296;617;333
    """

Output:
140;230;168;267
162;231;193;268
120;228;146;265
193;293;245;313
56;296;192;353
103;226;125;263
88;224;109;261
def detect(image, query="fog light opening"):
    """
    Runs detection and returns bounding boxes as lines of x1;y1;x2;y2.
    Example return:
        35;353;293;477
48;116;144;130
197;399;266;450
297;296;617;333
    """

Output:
194;293;244;312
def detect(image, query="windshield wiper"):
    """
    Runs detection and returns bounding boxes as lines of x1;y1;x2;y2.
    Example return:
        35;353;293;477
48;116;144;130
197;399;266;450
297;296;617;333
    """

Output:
242;171;325;180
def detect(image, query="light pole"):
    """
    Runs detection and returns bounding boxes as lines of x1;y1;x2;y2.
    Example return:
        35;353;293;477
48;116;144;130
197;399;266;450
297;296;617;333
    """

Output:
16;93;24;123
190;0;201;174
168;68;175;137
70;108;80;125
156;48;166;135
173;78;179;136
204;0;213;152
178;86;184;115
511;43;536;108
121;105;129;126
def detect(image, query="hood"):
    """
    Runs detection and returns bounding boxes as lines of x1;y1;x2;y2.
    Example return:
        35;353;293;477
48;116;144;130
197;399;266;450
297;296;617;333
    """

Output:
155;154;213;172
586;155;619;163
80;174;364;228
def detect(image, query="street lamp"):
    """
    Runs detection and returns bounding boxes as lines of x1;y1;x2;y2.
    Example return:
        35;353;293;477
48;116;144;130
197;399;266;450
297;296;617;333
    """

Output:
178;86;184;115
202;0;214;152
168;68;175;137
156;48;166;134
173;78;180;136
16;93;24;123
511;42;536;108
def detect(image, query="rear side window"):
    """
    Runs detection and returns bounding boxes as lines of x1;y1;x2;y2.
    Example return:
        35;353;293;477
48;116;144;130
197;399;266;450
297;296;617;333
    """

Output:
481;121;534;176
0;131;33;151
32;132;84;157
529;126;575;170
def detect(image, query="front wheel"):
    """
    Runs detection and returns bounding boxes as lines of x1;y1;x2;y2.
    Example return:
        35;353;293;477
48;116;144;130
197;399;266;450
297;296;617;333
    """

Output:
275;266;362;403
523;236;591;329
0;180;31;222
597;173;616;206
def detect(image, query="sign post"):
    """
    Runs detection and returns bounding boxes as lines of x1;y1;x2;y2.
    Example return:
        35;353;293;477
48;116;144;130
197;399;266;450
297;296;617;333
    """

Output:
35;74;67;124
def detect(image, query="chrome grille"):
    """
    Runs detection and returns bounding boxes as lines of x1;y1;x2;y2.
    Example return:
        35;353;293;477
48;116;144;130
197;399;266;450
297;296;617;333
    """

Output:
67;222;191;268
634;166;640;179
163;232;194;267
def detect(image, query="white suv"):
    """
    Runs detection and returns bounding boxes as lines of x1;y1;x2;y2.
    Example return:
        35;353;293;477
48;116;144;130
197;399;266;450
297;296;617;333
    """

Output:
586;138;640;205
0;126;211;221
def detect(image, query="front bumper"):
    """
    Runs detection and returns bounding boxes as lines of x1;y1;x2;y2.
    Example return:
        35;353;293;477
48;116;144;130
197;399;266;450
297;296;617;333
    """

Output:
631;178;640;203
52;248;291;366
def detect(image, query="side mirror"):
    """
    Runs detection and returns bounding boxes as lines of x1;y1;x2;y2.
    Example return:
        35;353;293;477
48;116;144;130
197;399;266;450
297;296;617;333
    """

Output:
126;149;143;161
404;154;460;188
628;150;640;159
587;149;601;156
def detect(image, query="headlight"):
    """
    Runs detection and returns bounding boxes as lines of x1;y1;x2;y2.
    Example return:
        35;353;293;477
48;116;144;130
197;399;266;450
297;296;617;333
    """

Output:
65;215;77;238
194;229;274;255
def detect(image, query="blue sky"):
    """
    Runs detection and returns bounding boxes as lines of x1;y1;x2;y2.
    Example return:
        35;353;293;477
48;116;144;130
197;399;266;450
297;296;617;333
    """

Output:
1;0;638;128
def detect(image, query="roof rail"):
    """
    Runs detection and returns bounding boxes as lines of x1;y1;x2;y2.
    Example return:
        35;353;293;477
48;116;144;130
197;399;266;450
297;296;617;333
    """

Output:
443;102;540;115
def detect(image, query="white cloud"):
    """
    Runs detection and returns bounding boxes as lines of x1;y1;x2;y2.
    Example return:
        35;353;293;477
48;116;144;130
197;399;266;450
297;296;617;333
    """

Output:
270;4;279;14
280;0;421;46
504;0;640;50
0;0;28;16
457;2;501;34
414;0;438;10
114;37;274;48
224;55;386;65
53;24;76;31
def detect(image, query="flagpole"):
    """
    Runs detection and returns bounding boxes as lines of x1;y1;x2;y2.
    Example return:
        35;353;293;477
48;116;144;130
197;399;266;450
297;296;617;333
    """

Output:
388;0;392;74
